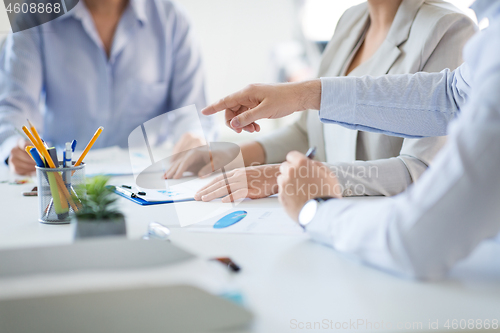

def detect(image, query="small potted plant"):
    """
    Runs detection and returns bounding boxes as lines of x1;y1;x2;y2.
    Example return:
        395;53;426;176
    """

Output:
73;176;126;239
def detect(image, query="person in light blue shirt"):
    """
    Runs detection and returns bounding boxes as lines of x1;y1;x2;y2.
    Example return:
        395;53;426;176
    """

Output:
200;0;500;279
0;0;214;175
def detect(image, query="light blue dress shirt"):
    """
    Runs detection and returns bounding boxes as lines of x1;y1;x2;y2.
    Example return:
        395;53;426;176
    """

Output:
0;0;213;162
309;0;500;280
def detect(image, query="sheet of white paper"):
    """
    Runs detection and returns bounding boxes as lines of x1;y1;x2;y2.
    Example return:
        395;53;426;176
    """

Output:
83;146;152;177
186;206;306;236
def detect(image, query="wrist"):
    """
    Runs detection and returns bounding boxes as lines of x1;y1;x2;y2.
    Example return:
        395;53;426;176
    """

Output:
258;164;279;195
298;79;321;111
298;196;335;229
241;141;266;166
270;165;280;194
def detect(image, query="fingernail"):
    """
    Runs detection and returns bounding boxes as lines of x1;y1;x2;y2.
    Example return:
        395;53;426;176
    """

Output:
231;118;241;128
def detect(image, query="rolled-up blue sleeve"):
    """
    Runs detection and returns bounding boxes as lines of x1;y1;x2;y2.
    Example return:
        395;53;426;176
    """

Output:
319;63;471;138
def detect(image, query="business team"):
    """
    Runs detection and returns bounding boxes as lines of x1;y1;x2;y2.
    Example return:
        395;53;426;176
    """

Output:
1;0;498;279
187;0;476;203
202;0;500;279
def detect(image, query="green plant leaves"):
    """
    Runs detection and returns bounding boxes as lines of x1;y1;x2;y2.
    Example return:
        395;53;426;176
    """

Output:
75;176;123;221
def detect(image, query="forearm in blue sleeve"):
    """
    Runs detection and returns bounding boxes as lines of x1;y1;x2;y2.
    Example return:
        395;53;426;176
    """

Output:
319;64;471;138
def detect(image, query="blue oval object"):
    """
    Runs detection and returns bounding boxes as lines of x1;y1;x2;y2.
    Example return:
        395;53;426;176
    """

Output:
214;211;247;229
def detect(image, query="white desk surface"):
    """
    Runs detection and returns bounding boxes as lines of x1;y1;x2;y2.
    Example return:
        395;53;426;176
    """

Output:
1;170;500;332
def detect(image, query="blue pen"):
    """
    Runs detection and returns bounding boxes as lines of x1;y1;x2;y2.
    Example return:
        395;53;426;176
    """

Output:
71;140;77;152
305;146;317;159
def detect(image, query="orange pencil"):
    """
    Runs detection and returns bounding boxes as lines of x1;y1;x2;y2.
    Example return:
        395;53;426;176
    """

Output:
74;126;103;167
24;146;35;160
27;120;57;168
26;121;80;211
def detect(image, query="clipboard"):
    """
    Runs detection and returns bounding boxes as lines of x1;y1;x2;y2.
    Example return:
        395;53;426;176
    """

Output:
110;186;195;206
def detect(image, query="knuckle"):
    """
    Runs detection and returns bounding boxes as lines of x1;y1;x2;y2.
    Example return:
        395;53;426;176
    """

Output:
238;112;249;121
246;83;258;92
297;157;308;168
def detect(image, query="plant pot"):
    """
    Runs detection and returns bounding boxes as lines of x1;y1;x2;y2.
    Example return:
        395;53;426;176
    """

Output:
73;215;127;240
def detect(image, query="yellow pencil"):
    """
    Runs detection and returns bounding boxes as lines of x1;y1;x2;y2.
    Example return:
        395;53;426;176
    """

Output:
24;146;35;160
74;126;103;167
23;126;68;213
26;121;80;211
22;126;41;152
27;120;57;169
22;126;47;165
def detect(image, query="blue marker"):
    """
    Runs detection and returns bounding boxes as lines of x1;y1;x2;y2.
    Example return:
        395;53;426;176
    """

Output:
214;211;247;229
63;142;72;167
71;140;77;152
29;147;45;167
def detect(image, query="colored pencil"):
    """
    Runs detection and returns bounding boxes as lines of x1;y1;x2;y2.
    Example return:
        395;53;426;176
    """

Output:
74;126;103;167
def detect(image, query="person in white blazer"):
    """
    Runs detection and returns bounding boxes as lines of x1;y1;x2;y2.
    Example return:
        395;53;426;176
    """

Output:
167;0;476;203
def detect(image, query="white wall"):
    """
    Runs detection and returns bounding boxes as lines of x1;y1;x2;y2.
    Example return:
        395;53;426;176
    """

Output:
176;0;298;143
177;0;296;101
178;0;479;144
0;0;482;144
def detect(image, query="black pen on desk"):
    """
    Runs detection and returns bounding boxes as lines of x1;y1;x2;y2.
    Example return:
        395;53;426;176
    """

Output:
212;257;241;273
114;186;138;198
305;146;317;159
119;186;145;197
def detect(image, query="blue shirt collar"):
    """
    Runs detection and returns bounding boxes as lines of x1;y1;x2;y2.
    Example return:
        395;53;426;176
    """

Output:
61;0;147;25
470;0;500;21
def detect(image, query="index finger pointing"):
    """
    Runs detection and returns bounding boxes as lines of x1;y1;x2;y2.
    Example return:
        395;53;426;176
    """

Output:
202;94;241;116
202;87;259;116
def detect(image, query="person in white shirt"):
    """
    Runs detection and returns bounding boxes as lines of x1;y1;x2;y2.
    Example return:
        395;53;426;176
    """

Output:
199;0;500;280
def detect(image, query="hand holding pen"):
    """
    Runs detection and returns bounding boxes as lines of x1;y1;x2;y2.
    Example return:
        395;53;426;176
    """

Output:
9;139;36;175
277;147;341;221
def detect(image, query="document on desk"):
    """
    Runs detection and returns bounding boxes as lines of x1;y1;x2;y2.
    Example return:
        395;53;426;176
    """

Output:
83;146;148;177
186;206;306;236
84;146;173;177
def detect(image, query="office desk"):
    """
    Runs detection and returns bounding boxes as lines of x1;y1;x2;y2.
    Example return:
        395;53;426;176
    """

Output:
1;174;500;332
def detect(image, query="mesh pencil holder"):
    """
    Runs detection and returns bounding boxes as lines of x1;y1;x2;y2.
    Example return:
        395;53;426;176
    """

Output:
36;162;86;224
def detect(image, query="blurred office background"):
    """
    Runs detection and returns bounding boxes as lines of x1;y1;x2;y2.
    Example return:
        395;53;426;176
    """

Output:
176;0;480;143
0;0;483;144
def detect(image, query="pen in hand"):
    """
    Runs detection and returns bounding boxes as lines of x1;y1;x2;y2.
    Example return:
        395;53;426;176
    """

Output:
305;146;316;159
